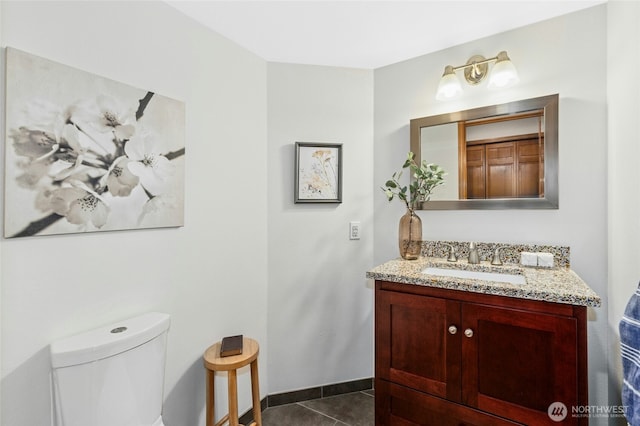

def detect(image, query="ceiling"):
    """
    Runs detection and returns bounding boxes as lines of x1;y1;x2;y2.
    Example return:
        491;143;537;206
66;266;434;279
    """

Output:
167;0;606;69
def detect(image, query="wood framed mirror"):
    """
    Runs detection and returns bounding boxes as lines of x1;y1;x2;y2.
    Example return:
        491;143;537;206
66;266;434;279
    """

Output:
410;94;559;210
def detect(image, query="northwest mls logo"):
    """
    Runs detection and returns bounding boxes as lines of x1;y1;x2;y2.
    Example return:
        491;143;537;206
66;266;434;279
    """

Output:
548;402;568;422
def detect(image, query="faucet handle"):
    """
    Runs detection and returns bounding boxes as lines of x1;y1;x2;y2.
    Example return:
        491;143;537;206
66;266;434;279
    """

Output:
443;244;458;262
468;242;480;264
491;246;504;266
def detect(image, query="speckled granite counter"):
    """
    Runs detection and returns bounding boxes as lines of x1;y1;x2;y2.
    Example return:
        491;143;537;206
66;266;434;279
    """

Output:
367;257;601;307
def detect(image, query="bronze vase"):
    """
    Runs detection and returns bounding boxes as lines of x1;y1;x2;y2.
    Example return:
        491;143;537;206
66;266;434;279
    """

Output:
398;208;422;260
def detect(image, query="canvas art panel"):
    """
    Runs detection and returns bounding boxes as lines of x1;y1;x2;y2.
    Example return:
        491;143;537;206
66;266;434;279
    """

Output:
295;142;342;203
4;47;185;237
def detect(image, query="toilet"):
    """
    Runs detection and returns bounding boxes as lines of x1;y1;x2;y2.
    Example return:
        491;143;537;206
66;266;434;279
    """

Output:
50;312;171;426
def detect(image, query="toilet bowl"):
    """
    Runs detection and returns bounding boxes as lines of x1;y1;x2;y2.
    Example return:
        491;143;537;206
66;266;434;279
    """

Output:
50;312;171;426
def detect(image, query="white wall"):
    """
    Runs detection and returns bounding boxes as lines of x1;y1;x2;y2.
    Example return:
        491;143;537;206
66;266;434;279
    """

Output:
374;4;609;423
267;63;374;393
607;0;640;422
0;2;268;426
0;2;4;423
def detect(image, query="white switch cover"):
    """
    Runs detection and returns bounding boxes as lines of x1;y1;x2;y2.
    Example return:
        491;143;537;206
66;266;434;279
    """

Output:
349;221;361;240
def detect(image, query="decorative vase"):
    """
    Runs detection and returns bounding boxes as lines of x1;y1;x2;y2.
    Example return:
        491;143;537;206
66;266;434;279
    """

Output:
398;208;422;260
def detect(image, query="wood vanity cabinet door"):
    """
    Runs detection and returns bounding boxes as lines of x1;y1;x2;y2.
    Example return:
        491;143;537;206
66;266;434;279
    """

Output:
461;303;579;425
376;380;525;426
375;289;462;402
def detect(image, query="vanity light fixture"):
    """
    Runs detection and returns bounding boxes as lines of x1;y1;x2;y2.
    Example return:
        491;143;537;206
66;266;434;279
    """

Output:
435;51;519;100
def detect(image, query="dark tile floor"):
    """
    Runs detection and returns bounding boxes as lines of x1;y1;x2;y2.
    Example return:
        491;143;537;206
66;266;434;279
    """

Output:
261;390;374;426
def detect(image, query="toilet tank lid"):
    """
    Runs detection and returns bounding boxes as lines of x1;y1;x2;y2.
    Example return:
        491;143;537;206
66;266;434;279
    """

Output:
50;312;171;368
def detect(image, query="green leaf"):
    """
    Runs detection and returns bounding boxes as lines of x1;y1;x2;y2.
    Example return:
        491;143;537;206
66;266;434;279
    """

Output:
382;151;445;209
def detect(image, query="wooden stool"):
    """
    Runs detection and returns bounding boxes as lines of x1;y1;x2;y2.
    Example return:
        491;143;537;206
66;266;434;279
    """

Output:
203;337;262;426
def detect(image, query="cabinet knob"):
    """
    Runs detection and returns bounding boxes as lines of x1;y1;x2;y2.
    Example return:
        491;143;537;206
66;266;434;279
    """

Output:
448;325;458;335
464;328;474;338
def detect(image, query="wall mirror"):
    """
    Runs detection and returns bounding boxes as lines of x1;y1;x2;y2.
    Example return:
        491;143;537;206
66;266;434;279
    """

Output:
410;94;558;210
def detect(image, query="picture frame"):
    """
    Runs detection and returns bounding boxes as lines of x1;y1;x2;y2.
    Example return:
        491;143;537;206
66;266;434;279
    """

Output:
294;142;342;203
4;47;185;237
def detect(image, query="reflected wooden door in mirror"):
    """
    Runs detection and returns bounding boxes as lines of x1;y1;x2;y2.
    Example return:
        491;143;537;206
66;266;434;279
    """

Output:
461;110;544;200
410;94;558;210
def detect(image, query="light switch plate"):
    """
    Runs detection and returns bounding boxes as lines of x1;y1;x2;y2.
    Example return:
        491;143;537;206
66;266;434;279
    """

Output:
349;221;361;240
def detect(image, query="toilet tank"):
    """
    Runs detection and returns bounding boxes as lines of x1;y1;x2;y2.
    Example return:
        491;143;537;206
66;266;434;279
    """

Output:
50;312;171;426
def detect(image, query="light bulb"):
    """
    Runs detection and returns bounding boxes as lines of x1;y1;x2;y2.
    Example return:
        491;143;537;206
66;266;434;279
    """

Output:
488;51;519;89
436;66;462;100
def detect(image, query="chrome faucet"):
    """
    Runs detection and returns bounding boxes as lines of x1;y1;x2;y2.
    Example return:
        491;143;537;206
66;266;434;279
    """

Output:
443;244;458;262
491;247;504;266
468;242;480;264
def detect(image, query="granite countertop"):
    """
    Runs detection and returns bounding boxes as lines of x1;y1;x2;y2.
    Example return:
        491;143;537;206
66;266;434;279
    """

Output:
367;257;601;307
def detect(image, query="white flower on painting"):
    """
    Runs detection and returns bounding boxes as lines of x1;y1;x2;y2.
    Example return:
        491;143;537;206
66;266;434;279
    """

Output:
21;98;72;143
46;184;110;229
137;195;179;226
4;48;185;237
73;95;136;141
15;162;49;189
67;192;109;228
101;156;140;197
48;124;91;181
125;130;174;196
9;127;59;161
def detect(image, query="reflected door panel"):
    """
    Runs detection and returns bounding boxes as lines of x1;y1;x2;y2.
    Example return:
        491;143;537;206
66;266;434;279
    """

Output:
410;94;558;209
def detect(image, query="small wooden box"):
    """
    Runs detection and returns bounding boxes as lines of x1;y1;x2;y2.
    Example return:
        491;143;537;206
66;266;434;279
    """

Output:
220;335;243;357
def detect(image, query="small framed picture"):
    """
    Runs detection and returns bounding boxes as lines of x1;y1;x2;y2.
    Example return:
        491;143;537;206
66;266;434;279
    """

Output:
295;142;342;203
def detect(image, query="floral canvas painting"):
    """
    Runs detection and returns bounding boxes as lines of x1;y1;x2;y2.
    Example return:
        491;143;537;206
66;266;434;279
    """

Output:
295;142;342;203
4;48;185;237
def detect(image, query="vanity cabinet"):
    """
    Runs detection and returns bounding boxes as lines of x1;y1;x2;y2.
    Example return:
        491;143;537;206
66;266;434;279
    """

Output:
375;280;588;425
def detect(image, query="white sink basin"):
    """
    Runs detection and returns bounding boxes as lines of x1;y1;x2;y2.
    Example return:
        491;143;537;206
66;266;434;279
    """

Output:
422;267;526;285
